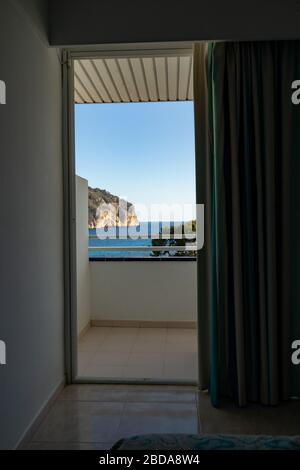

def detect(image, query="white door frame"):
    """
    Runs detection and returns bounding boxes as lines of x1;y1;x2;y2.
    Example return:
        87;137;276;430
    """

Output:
62;42;199;385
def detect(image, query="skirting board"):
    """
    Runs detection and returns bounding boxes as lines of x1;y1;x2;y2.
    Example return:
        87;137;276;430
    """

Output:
78;321;91;341
91;320;197;329
16;378;66;450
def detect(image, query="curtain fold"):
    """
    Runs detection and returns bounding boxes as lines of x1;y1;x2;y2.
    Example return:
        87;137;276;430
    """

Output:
194;41;300;407
193;43;212;392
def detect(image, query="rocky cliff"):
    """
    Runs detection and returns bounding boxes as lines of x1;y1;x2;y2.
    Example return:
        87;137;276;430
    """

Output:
88;187;139;228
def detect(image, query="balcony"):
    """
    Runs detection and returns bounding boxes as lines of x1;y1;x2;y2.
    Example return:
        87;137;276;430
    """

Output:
76;176;198;383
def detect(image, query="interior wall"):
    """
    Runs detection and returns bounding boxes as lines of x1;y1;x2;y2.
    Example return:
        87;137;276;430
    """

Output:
90;261;197;323
0;0;64;449
49;0;300;46
76;176;91;335
12;0;49;43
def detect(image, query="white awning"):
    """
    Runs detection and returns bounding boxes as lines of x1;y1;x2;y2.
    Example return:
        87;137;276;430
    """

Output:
74;54;193;104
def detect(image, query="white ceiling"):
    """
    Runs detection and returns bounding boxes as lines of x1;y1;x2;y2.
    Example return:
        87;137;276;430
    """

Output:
74;55;194;104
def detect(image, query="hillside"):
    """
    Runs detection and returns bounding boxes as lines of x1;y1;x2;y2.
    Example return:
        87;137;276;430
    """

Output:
88;187;139;228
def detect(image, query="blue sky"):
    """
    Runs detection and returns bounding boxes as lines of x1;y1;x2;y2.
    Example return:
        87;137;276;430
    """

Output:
75;101;196;221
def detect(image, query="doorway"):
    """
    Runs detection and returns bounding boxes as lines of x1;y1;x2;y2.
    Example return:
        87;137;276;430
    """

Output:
63;44;199;384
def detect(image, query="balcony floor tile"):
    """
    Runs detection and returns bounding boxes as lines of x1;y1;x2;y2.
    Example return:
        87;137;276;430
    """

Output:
78;326;198;382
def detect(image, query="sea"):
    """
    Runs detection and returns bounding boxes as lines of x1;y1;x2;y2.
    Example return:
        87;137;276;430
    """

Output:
88;221;196;259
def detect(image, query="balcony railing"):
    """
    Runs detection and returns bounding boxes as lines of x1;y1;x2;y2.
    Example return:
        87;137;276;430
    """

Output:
88;245;197;252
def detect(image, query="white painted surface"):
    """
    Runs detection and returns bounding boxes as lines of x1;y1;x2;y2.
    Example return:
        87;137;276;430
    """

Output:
90;261;197;322
0;0;64;449
76;176;91;335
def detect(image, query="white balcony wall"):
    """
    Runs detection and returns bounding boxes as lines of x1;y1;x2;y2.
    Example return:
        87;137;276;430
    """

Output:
76;176;91;335
90;261;197;323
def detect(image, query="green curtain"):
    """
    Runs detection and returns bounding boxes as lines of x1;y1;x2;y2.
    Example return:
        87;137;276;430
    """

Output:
194;41;300;407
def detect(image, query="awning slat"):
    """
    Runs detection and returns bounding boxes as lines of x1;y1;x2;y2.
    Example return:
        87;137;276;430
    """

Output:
142;58;159;102
117;58;140;102
74;73;94;103
188;59;194;101
82;60;112;103
75;61;101;103
154;57;168;101
130;58;149;102
167;57;178;101
178;56;191;101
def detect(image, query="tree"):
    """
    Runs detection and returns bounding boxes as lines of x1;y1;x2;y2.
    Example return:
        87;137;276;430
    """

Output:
151;221;197;257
